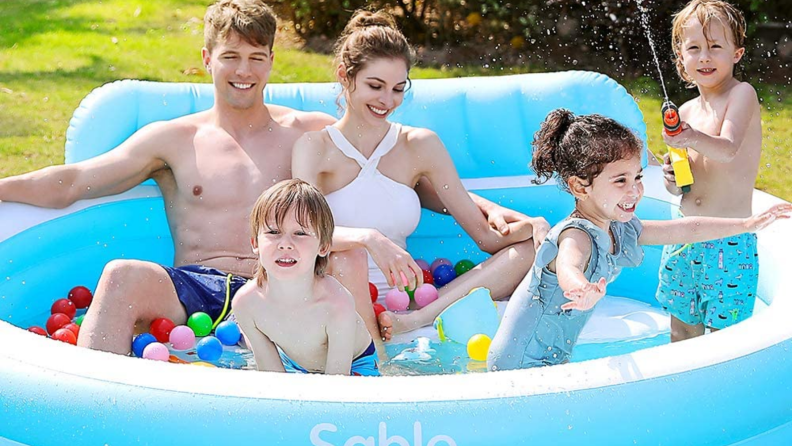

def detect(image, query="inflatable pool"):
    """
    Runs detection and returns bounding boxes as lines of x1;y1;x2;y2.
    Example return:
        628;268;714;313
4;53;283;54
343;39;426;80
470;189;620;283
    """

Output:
1;72;791;445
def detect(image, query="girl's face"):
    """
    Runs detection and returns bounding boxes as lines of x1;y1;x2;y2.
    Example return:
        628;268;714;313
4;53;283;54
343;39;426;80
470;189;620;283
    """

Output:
341;57;409;124
577;154;644;224
252;208;326;281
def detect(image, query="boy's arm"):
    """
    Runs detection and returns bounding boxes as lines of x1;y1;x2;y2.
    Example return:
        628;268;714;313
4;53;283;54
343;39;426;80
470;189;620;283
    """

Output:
324;295;357;376
232;289;286;373
639;203;792;246
0;121;172;208
663;84;759;162
554;229;607;311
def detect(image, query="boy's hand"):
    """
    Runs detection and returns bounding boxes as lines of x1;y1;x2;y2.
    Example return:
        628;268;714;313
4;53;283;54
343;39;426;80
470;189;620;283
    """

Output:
662;122;699;149
662;153;683;196
744;203;792;232
561;277;607;311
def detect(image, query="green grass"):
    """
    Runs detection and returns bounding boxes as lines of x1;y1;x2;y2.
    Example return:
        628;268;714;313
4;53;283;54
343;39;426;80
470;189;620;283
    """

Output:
1;0;790;200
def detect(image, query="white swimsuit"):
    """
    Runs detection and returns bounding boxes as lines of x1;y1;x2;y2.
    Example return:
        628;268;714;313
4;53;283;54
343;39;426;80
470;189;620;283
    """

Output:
324;124;422;295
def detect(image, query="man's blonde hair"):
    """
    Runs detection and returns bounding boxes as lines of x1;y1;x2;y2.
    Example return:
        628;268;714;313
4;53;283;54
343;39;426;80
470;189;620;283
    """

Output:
204;0;277;53
249;179;334;286
671;0;746;87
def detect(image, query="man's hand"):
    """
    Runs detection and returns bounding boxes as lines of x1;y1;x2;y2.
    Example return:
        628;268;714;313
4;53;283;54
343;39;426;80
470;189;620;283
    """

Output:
485;203;549;251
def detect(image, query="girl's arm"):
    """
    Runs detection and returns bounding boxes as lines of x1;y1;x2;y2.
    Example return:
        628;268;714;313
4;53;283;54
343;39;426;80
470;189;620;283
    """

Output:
232;288;286;373
639;204;792;246
554;229;607;311
418;129;534;254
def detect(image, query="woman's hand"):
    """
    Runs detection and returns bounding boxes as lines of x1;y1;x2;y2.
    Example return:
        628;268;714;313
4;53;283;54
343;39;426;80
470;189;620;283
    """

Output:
560;277;607;312
364;230;423;291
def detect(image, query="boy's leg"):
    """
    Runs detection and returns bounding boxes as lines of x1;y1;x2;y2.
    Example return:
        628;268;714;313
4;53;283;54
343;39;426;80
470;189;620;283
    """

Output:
77;259;187;355
379;239;535;336
670;315;705;342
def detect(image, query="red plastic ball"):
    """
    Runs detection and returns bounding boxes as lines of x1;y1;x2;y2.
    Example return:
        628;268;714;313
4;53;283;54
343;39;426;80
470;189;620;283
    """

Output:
373;303;386;318
46;313;72;335
52;328;77;345
28;326;47;336
150;317;176;343
422;269;434;285
68;286;93;309
51;298;76;319
63;322;80;338
369;282;379;303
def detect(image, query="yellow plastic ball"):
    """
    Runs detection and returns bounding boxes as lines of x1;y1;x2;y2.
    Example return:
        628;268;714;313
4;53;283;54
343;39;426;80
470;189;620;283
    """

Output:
466;334;492;362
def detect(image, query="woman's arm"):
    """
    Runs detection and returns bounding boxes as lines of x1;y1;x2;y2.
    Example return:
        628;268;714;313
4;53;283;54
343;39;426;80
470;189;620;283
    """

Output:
639;204;792;246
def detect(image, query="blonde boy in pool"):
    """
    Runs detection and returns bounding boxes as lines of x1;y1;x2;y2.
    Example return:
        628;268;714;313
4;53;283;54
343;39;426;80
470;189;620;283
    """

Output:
658;0;763;341
233;179;379;375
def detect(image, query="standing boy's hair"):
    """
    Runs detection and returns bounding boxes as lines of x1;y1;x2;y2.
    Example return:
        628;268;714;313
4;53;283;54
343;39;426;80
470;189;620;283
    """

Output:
249;179;335;286
531;109;643;192
204;0;278;53
671;0;747;87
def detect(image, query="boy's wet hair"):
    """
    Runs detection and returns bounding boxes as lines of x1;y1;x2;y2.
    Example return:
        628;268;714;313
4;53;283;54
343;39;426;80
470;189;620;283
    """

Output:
671;0;746;87
333;9;415;111
204;0;277;53
249;179;335;286
531;109;643;193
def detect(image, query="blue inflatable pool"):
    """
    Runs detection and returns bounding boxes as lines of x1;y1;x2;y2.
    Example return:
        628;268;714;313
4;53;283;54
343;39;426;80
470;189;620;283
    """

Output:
1;72;791;445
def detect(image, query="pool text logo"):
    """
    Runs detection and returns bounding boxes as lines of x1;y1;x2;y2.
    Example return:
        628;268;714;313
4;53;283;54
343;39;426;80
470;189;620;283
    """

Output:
310;422;457;446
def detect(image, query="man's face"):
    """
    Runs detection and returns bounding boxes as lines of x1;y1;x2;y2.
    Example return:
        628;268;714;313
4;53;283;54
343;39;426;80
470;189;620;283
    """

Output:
202;33;274;110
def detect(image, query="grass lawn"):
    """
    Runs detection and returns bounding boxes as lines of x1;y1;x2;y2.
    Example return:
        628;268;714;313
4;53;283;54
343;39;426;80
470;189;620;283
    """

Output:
1;0;789;200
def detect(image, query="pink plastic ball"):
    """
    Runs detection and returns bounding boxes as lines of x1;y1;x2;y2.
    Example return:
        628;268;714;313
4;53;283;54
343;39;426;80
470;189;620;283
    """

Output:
430;258;453;274
169;325;196;350
385;288;410;312
414;284;439;308
415;259;430;271
142;342;170;361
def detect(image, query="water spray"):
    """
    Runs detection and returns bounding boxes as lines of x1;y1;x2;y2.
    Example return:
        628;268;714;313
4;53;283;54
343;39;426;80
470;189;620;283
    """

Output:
662;100;694;193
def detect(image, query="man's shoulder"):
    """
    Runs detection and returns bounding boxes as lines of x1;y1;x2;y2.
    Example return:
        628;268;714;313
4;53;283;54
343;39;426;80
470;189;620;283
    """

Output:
269;105;336;132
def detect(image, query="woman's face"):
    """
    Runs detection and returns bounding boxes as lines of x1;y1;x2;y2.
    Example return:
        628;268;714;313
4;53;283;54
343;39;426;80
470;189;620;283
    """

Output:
342;57;409;124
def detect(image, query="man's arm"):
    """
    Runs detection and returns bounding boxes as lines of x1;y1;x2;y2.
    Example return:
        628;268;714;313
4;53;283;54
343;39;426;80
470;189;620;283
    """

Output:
662;84;759;163
0;121;174;208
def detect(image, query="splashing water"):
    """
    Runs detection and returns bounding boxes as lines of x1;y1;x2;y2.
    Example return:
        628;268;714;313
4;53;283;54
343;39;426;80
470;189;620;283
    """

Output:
636;0;669;101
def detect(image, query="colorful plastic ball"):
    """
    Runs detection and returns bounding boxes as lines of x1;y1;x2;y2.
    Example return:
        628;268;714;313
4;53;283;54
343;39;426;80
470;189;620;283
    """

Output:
51;298;76;319
192;362;216;368
215;320;242;346
422;269;434;285
46;313;72;335
372;303;386;318
454;259;476;276
415;259;430;271
406;288;415;301
369;282;378;303
28;326;47;336
132;333;157;358
150;317;176;343
187;312;213;337
430;258;453;274
169;325;196;350
63;323;80;338
68;285;93;309
433;264;457;288
467;334;492;362
142;342;170;361
196;336;223;361
52;328;77;345
385;288;410;312
73;315;85;326
414;284;439;308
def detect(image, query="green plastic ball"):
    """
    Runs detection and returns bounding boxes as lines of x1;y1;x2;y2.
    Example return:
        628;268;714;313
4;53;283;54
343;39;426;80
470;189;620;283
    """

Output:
188;312;213;337
454;259;475;276
74;314;85;326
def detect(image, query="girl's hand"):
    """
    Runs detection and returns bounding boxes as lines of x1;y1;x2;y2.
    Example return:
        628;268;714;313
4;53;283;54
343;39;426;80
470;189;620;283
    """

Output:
561;277;607;311
744;203;792;232
366;232;423;291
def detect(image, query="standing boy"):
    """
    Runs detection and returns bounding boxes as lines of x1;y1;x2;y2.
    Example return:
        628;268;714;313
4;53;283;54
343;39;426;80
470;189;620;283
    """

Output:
657;0;762;341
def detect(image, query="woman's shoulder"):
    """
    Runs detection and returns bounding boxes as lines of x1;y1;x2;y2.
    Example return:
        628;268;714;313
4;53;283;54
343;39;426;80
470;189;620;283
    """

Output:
399;125;443;151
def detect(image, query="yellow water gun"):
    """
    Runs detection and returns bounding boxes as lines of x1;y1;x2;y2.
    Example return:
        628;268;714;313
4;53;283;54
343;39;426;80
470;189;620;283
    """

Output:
662;101;693;193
